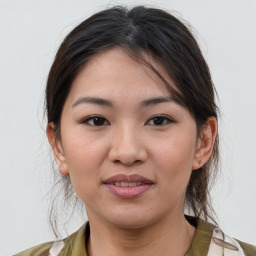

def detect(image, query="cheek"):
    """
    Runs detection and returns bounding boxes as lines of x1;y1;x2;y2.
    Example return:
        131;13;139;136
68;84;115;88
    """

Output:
152;132;196;190
61;131;106;195
154;133;196;166
62;128;105;169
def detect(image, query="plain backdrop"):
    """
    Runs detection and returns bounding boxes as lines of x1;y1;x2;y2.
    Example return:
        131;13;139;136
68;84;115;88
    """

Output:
0;0;255;255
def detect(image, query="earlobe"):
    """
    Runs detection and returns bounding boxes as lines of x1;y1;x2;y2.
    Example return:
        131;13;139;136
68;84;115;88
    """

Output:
59;165;68;175
46;122;69;175
192;117;217;170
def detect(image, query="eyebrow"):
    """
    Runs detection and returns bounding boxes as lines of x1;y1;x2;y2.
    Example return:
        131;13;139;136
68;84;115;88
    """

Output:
72;96;175;108
72;97;113;107
140;96;175;107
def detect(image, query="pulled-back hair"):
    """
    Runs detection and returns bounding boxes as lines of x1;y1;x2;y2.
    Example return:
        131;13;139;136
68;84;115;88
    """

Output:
46;5;219;236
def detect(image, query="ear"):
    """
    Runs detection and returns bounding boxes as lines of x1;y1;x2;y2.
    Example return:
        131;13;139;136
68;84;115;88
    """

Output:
192;117;217;170
46;122;69;175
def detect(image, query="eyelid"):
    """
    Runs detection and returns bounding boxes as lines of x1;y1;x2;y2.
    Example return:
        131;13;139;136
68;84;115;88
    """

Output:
145;114;174;126
80;114;173;126
81;115;110;126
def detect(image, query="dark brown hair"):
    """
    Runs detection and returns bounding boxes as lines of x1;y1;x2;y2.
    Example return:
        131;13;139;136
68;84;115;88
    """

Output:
46;5;219;236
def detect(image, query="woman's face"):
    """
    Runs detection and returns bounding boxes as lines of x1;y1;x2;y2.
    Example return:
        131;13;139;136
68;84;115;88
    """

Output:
52;48;203;229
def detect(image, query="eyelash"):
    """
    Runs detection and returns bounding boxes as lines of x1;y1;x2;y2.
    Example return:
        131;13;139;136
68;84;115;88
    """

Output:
146;115;174;126
81;114;174;127
81;115;110;126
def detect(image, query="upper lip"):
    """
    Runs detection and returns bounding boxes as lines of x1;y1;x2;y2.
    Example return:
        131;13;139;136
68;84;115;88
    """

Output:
103;174;154;184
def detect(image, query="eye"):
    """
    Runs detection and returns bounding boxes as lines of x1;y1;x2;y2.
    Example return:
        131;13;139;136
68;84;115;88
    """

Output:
81;115;110;126
146;115;173;126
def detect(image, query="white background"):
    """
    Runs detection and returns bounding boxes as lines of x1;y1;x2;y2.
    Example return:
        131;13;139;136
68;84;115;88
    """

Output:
0;0;255;255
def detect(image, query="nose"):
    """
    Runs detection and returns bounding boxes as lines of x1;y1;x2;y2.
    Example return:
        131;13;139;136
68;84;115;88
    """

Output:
108;124;148;166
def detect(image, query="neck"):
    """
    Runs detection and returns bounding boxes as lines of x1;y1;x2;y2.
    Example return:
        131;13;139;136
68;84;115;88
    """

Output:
86;214;196;256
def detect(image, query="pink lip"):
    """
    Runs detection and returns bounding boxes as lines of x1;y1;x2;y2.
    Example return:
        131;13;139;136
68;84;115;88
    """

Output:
104;174;153;184
103;174;154;199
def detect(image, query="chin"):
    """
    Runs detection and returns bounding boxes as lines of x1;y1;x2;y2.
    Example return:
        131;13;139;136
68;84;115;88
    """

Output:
104;208;158;230
110;217;151;230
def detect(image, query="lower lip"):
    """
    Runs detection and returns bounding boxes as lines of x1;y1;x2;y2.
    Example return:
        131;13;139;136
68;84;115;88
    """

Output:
104;184;153;199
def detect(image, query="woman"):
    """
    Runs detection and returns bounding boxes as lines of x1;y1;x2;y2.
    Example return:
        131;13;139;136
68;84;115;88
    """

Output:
15;5;256;256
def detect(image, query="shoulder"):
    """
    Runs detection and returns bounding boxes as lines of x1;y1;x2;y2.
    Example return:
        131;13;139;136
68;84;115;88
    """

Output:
13;223;88;256
202;220;256;256
186;216;256;256
235;239;256;256
209;226;256;256
13;240;67;256
13;241;53;256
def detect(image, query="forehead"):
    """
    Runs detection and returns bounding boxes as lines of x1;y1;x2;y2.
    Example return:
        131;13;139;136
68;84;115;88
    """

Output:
69;48;176;102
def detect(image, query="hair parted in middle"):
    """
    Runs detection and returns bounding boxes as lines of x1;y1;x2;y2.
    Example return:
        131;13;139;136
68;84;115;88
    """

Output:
46;5;219;236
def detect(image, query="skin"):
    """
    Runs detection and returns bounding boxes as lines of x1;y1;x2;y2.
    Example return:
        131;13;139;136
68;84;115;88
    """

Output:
47;48;217;256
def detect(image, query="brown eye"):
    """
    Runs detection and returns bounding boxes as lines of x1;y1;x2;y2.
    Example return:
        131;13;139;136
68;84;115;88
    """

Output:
82;115;109;126
146;115;173;126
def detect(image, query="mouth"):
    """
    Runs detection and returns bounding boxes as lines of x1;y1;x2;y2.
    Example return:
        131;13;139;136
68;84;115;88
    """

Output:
103;174;154;199
108;182;147;187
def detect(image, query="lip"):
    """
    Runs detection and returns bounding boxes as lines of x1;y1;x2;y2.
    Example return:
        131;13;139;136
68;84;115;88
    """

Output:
103;174;154;199
104;174;154;184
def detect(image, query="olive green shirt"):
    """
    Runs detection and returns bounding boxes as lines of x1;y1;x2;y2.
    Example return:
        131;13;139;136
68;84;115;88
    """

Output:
14;218;256;256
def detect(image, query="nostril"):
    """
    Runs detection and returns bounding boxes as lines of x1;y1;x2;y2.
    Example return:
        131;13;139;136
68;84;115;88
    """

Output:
113;159;141;166
108;142;148;165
